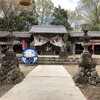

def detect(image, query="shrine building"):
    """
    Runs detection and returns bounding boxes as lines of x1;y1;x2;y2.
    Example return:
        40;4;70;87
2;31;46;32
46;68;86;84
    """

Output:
1;27;100;56
0;25;67;55
68;31;100;55
30;25;67;55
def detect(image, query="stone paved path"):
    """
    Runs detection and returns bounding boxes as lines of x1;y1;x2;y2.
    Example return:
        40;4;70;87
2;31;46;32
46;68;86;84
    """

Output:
1;65;86;100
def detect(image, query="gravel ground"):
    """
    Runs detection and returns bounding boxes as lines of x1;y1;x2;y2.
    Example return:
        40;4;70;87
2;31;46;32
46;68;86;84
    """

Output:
1;64;100;100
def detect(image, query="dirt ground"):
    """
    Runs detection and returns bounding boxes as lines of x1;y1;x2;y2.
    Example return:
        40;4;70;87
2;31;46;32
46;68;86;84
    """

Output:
64;65;100;100
1;64;100;100
0;64;36;98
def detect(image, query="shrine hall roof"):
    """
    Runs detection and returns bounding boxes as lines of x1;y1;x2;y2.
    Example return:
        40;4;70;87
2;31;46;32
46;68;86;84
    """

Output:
0;31;31;38
30;25;67;34
69;31;100;37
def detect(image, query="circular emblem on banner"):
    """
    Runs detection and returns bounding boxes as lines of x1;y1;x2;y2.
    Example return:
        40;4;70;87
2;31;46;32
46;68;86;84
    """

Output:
22;47;38;66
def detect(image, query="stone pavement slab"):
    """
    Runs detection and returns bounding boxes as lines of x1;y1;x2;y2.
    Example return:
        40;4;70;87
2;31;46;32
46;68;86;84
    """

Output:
1;65;86;100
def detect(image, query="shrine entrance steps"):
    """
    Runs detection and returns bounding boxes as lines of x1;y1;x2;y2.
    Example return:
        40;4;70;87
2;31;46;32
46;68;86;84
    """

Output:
36;55;78;65
17;55;79;65
17;55;100;65
1;54;100;65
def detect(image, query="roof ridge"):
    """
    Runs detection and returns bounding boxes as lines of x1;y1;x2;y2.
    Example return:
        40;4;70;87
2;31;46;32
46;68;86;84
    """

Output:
32;25;65;27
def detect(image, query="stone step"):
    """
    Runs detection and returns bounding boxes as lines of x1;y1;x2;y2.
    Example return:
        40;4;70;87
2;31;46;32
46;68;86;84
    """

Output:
35;61;78;65
16;57;100;65
1;56;100;65
17;57;79;65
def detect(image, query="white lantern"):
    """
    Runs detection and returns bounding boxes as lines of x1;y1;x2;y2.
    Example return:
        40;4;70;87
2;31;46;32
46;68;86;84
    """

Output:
19;0;31;6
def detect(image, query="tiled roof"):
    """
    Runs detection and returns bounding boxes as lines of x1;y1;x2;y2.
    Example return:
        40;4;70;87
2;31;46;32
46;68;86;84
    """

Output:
0;31;31;38
30;25;67;34
69;31;100;37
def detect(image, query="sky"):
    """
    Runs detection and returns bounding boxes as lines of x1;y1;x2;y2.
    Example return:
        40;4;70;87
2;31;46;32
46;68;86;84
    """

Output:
51;0;80;11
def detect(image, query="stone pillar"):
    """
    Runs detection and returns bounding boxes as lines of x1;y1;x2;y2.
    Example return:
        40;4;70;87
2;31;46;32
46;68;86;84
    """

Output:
72;43;75;55
59;42;67;57
70;43;73;55
70;43;75;55
73;30;100;86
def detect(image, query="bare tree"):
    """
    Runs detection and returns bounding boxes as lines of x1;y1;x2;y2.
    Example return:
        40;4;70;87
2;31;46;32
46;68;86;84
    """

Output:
0;0;29;30
76;0;100;31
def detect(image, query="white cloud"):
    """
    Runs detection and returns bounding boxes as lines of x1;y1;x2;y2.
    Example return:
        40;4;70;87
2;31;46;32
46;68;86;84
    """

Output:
51;0;79;10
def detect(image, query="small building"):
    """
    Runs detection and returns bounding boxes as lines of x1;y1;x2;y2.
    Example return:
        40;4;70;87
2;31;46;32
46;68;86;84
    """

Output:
0;31;32;53
68;31;100;55
30;25;67;55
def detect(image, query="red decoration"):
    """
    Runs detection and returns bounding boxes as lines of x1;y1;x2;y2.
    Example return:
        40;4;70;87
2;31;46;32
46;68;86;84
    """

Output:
0;41;7;44
74;39;76;49
56;38;58;42
39;38;41;42
92;40;94;50
22;40;26;50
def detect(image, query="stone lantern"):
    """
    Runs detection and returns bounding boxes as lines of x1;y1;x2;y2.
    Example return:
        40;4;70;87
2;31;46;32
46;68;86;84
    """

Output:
0;30;25;85
73;30;100;86
5;30;15;52
82;30;91;53
3;30;16;60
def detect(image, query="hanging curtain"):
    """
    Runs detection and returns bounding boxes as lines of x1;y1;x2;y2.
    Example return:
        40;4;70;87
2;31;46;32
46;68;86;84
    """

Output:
34;35;63;47
34;36;46;46
50;35;63;47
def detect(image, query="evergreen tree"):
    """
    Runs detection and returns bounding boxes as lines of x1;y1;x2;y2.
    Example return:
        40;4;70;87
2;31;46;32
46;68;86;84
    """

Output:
50;5;72;31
